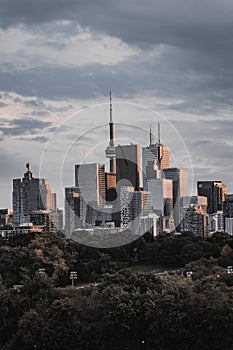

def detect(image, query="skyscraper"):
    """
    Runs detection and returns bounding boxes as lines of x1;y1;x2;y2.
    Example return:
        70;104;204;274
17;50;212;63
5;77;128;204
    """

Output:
142;124;170;190
147;178;173;216
120;186;150;233
116;144;140;191
197;181;227;214
65;187;82;234
75;163;106;225
12;163;53;224
163;167;188;229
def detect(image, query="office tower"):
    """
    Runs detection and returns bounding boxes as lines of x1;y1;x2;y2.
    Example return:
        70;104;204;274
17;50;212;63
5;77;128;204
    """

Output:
75;163;105;226
147;178;173;216
105;92;116;173
197;181;227;214
116;144;140;191
65;187;82;234
0;209;13;226
163;167;188;229
142;124;170;190
12;163;53;224
120;186;151;233
75;163;106;208
132;190;151;234
223;194;233;234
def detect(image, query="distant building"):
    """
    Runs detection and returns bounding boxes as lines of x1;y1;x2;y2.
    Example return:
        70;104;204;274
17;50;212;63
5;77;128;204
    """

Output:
197;181;227;214
12;163;53;225
0;223;43;240
139;213;160;237
0;209;13;226
29;210;58;233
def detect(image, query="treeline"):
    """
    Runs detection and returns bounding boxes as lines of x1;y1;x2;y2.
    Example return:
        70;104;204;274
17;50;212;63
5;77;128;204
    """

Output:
0;231;232;287
0;232;233;349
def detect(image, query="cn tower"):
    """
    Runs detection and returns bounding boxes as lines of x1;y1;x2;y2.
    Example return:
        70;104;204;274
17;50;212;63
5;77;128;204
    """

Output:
105;91;116;173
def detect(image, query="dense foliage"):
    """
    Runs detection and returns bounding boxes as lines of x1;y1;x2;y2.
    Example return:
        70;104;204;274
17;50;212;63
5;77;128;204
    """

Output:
0;231;233;349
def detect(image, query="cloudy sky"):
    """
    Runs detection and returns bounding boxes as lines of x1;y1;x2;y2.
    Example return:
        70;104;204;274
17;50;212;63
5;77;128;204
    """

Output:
1;0;233;208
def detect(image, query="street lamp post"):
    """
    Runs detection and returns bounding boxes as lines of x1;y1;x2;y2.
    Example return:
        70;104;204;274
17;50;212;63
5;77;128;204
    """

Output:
70;271;78;287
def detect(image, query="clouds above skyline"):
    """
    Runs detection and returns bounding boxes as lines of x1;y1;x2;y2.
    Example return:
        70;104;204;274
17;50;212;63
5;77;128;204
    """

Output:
0;0;233;207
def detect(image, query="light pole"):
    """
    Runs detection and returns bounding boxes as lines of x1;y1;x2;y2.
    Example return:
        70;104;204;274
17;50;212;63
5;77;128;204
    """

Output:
70;271;77;287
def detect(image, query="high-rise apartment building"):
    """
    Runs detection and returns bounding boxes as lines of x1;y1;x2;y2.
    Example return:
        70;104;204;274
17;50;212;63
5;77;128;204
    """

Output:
116;144;140;191
197;181;227;214
12;163;53;224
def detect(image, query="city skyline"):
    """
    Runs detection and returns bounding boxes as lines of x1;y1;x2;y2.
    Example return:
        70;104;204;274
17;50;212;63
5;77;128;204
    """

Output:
1;1;233;208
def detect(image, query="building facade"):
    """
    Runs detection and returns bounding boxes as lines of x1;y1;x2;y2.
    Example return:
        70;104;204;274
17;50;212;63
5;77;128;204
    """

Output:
12;164;53;225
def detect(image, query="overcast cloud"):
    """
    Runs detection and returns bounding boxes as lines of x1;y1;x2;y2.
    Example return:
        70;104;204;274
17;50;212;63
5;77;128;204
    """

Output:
0;0;233;207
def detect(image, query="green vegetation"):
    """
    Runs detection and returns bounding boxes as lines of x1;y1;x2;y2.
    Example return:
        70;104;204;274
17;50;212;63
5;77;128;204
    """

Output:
0;231;233;349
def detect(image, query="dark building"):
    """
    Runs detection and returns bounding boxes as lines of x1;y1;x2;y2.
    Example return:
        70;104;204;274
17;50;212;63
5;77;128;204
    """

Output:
223;194;233;218
197;181;227;214
163;168;188;229
65;187;82;235
116;144;140;191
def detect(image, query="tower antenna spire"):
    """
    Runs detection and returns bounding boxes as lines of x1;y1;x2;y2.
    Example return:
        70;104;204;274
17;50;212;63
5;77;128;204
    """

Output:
158;122;161;144
105;91;116;173
149;124;152;146
110;91;113;123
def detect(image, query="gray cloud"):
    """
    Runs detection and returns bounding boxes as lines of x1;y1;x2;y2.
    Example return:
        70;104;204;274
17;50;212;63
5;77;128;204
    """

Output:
0;117;52;137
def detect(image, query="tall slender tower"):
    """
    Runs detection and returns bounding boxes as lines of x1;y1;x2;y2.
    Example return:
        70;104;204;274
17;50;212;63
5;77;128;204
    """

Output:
105;91;116;173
